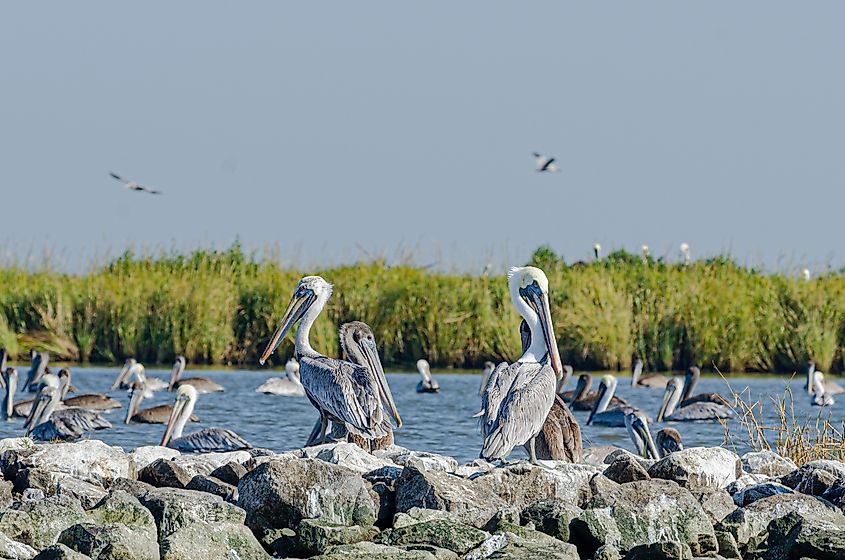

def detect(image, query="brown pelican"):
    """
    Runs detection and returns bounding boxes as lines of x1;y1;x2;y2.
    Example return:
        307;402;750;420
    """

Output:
168;356;224;393
256;358;305;396
679;366;730;407
111;358;137;390
811;371;835;407
586;375;640;427
161;385;250;452
479;266;563;464
57;369;121;412
125;381;199;424
533;152;560;173
565;373;629;411
127;363;168;395
416;360;440;393
479;361;496;397
657;377;732;422
11;372;61;418
531;395;583;462
625;409;659;460
656;427;683;457
109;172;163;194
305;321;401;451
555;365;574;395
631;358;669;388
259;276;402;445
806;362;844;396
22;350;49;392
24;384;111;441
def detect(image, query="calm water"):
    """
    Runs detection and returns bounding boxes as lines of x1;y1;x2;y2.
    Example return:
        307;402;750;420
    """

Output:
2;366;841;464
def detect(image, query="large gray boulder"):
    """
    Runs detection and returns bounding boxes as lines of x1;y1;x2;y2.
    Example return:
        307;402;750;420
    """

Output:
127;447;180;474
647;447;741;492
570;479;716;557
731;481;793;507
740;450;796;477
139;459;193;490
0;532;36;560
296;520;375;556
519;500;582;542
780;459;845;497
237;456;376;535
23;442;133;486
158;522;270;560
375;519;489;555
31;544;91;559
55;478;108;510
292;443;398;474
58;524;159;560
170;451;251;478
138;487;246;539
473;463;601;512
477;522;580;559
6;496;87;549
755;510;845;560
313;541;438;559
208;462;247;487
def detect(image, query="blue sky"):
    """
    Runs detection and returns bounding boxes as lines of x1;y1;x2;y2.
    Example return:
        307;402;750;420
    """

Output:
2;2;843;273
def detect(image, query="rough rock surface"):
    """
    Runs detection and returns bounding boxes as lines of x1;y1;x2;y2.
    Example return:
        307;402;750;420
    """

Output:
7;496;88;550
171;451;251;477
31;544;91;560
128;447;180;473
185;474;238;502
55;478;108;510
23;441;133;486
740;450;797;477
694;490;736;524
0;532;37;560
473;463;601;512
159;522;270;560
602;454;650;484
139;459;193;490
375;519;489;555
648;447;741;492
58;524;158;560
519;500;582;542
139;487;246;539
208;462;247;486
731;481;793;506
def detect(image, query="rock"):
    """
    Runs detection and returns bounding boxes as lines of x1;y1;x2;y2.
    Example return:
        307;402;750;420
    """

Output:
314;541;435;559
570;479;716;557
9;495;87;549
394;464;504;528
740;450;797;477
767;511;845;560
128;446;180;473
0;480;13;508
297;519;375;555
376;519;488;555
393;508;460;529
473;463;602;513
185;475;238;502
24;441;133;486
171;451;251;477
717;492;845;549
724;473;770;495
58;523;158;560
32;544;92;559
603;455;650;484
484;527;579;559
20;489;44;502
782;463;840;497
648;447;741;492
389;452;457;474
237;456;376;538
138;459;192;489
87;491;157;530
159;522;269;560
603;449;654;470
13;468;55;496
365;468;399;529
0;438;36;454
208;462;247;486
138;487;246;539
0;532;37;560
107;478;154;499
731;481;792;506
55;478;107;510
694;490;736;524
584;473;619;508
463;534;508;560
623;541;692;560
821;479;845;510
453;460;495;480
714;530;741;559
593;544;622;560
520;500;582;541
311;443;399;474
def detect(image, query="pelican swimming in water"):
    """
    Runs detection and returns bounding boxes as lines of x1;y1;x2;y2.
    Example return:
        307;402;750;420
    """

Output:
118;363;168;395
479;266;563;464
259;276;402;446
112;358;137;390
161;385;250;452
168;356;223;393
256;358;306;396
656;427;684;457
555;365;574;395
806;361;844;396
811;371;835;407
586;375;640;427
9;371;60;418
564;373;629;411
479;361;496;397
631;358;669;388
416;360;440;393
125;381;200;424
57;369;121;412
24;383;111;441
679;366;730;407
3;368;17;420
657;377;732;422
22;350;49;392
0;350;7;390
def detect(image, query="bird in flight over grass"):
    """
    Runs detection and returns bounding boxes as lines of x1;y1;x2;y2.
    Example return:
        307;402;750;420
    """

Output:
533;153;560;173
109;172;163;195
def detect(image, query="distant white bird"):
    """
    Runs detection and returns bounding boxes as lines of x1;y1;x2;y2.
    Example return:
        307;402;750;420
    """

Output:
641;245;650;262
802;268;811;282
680;243;690;265
109;172;163;195
593;244;602;261
811;371;835;407
533;153;560;173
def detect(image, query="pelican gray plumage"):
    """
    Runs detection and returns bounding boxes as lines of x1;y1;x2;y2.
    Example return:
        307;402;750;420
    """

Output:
625;409;659;460
657;377;733;422
25;384;111;441
109;172;163;195
256;358;306;396
479;361;496;397
811;371;835;407
479;266;563;464
564;373;629;411
533;153;560;173
806;362;844;396
679;366;730;407
14;373;61;419
125;381;200;424
259;276;402;445
168;356;224;393
586;375;640;427
656;427;684;457
22;350;49;392
631;358;669;388
416;360;440;393
161;385;250;452
57;369;121;412
127;363;168;395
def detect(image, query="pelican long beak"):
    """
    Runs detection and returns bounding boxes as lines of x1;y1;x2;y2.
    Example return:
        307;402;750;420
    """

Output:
525;288;562;376
633;417;659;460
259;290;316;365
586;383;607;426
168;361;181;391
112;362;132;390
362;338;402;429
657;386;672;422
24;391;50;432
125;387;143;424
161;397;187;446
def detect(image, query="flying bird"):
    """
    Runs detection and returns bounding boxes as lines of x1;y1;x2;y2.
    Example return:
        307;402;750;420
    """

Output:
109;172;163;195
533;153;560;173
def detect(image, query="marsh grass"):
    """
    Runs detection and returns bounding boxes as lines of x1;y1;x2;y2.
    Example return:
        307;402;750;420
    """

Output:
0;244;844;371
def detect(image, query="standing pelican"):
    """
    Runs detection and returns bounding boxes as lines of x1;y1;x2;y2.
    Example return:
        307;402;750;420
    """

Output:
656;427;684;457
631;358;669;388
625;409;659;460
57;369;121;411
125;381;200;424
586;375;639;427
256;358;305;396
680;366;730;406
24;384;111;441
259;276;402;445
806;362;844;395
479;361;496;397
811;371;835;407
3;368;17;420
657;377;732;422
22;351;49;392
416;360;440;393
479;266;563;464
168;356;224;393
566;373;629;411
161;385;249;452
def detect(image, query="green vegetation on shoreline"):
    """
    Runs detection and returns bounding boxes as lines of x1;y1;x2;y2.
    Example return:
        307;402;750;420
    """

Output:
1;244;843;373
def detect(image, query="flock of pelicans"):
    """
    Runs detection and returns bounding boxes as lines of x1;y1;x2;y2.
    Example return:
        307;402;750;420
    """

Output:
0;265;840;463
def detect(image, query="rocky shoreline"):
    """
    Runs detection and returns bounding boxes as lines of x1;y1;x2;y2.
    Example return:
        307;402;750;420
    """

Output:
0;438;843;559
